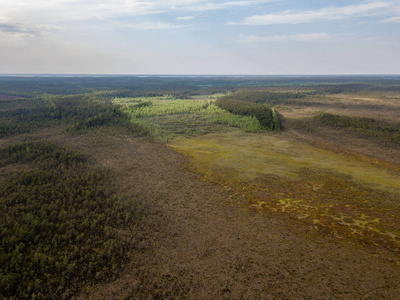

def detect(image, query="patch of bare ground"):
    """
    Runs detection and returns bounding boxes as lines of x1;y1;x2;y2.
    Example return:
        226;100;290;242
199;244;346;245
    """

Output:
0;94;18;100
66;132;400;299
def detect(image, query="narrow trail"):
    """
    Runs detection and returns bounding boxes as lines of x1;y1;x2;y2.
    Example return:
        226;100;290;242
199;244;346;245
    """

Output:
80;135;400;299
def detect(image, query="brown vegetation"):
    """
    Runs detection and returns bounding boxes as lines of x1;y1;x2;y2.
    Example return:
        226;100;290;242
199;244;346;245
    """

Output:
64;131;399;299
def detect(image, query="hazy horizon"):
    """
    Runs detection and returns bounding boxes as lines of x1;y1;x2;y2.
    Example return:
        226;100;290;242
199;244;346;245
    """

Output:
1;74;400;77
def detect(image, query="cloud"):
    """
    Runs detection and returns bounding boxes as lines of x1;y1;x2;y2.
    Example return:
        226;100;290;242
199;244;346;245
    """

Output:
0;22;31;35
120;21;191;30
230;1;394;25
381;16;400;22
238;33;330;42
0;0;284;39
172;1;259;12
0;20;56;37
0;0;266;22
175;16;195;21
0;0;274;38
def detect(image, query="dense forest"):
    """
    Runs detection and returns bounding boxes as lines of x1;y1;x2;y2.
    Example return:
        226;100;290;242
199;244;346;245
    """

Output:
0;94;150;138
315;113;400;147
215;98;280;130
1;75;400;97
0;142;143;299
0;83;154;299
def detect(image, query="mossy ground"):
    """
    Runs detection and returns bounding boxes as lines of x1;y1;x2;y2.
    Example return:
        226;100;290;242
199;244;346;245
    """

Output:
170;130;400;253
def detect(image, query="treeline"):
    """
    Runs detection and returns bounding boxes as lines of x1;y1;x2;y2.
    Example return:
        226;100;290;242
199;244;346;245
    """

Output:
2;76;399;98
103;88;230;100
0;77;231;98
0;142;142;299
293;112;400;147
101;89;190;99
314;113;400;147
0;95;149;138
0;95;106;137
215;85;400;108
215;98;281;130
217;89;319;106
318;83;400;93
67;108;148;135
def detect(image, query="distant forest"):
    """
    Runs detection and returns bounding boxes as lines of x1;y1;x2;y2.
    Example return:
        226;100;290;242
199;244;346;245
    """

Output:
1;75;400;97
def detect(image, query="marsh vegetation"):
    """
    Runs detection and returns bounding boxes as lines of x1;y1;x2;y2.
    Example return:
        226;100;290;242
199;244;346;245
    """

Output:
0;75;400;299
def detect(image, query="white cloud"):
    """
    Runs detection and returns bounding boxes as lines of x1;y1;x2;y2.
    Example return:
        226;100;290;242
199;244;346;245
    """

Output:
230;1;394;25
381;16;400;22
0;0;266;39
238;33;330;42
0;19;57;37
172;1;257;12
0;0;265;23
122;21;191;30
175;16;195;21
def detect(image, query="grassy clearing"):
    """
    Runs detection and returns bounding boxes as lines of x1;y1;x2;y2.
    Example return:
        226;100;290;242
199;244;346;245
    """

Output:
120;99;210;117
113;96;265;140
170;131;400;251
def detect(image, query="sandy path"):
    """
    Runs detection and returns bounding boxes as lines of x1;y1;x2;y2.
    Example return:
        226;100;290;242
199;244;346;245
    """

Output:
80;135;400;299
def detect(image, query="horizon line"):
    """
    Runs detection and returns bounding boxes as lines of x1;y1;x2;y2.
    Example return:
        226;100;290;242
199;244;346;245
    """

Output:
1;73;400;77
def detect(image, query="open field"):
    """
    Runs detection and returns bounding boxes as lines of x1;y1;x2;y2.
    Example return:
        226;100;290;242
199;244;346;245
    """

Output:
171;130;400;252
113;95;266;140
1;76;400;299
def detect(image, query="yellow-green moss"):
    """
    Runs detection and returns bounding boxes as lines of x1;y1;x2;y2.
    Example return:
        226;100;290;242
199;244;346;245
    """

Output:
170;130;400;250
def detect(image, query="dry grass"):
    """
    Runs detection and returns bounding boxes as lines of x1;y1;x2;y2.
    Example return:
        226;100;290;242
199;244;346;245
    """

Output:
74;130;400;299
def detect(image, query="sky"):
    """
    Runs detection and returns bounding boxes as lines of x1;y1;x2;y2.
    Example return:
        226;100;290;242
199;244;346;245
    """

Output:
0;0;399;75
